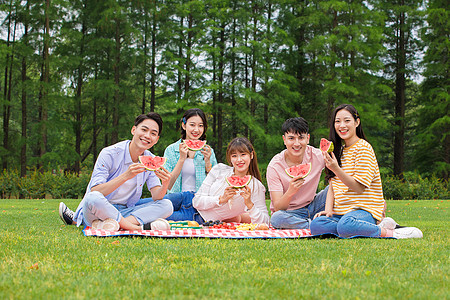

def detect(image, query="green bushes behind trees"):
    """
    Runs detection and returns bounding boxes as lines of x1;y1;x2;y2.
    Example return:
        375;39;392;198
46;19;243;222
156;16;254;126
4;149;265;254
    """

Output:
1;169;447;201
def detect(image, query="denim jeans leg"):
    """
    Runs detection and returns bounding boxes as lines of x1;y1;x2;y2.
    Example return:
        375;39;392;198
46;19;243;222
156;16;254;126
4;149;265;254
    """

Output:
82;191;122;226
167;192;198;222
308;186;328;217
163;192;186;211
336;210;381;238
310;215;341;235
270;208;310;229
125;199;173;225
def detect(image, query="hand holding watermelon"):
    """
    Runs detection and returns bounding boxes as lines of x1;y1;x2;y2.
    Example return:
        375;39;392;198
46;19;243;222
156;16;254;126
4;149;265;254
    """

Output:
153;166;171;183
178;141;190;160
322;151;339;173
125;163;149;179
240;185;254;210
200;144;212;161
219;186;239;205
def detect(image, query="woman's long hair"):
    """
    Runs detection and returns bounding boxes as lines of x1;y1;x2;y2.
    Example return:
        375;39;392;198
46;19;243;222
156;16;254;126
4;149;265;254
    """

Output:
180;108;208;140
226;137;262;182
326;104;367;180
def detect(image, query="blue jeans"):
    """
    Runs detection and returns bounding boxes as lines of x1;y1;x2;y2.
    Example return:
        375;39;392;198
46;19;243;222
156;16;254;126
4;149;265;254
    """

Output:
164;191;204;224
82;191;173;226
270;186;328;229
310;209;381;238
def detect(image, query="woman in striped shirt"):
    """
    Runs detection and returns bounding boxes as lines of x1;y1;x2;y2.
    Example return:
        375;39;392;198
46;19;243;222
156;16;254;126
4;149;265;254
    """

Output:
310;104;422;238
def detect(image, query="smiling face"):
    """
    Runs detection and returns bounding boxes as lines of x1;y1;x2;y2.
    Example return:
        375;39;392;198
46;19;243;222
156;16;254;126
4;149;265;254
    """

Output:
334;108;360;146
230;150;253;177
182;115;204;140
130;118;160;152
282;131;310;161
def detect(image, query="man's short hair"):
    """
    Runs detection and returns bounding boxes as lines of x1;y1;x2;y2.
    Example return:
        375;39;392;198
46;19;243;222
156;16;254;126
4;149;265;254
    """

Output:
282;117;309;135
134;112;163;135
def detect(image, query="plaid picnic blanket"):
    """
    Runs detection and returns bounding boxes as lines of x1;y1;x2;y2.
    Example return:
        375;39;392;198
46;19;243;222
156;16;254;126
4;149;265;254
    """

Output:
83;223;313;239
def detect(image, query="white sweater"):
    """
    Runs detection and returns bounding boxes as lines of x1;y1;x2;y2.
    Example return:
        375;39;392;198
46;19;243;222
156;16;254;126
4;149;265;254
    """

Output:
192;163;269;224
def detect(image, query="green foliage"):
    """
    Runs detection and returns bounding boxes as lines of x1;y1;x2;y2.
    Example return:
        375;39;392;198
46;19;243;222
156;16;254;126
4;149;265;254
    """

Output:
2;169;448;201
382;172;449;200
0;0;445;182
0;169;90;199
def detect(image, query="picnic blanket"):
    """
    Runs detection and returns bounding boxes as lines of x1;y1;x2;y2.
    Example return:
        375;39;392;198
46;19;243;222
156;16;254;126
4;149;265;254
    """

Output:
83;222;313;239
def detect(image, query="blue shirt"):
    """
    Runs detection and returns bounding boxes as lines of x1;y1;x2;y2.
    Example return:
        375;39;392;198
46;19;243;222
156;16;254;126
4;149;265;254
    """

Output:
73;140;161;226
163;139;218;193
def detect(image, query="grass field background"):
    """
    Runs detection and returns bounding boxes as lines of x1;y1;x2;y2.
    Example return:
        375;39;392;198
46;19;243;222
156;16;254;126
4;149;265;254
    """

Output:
0;199;448;299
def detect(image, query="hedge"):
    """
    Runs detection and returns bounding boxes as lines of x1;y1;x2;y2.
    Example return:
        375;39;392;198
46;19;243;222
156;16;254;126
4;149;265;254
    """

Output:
0;169;448;200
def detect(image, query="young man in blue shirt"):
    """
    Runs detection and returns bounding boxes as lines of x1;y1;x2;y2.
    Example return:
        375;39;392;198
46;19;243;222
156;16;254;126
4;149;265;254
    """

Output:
59;112;173;231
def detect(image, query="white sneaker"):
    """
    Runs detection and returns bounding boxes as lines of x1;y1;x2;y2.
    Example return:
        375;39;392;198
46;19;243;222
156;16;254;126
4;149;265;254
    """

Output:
150;218;171;230
91;218;120;231
393;227;423;239
378;217;399;230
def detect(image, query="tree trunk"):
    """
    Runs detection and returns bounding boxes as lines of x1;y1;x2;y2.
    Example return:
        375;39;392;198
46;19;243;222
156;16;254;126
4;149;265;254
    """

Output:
39;0;50;167
150;6;157;112
20;1;29;183
2;1;13;171
217;20;225;162
393;5;406;178
231;2;237;137
184;14;193;97
74;7;87;175
112;18;121;144
142;13;148;114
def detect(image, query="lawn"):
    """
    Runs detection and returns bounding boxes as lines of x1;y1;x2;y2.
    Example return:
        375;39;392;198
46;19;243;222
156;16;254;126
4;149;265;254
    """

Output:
0;199;448;299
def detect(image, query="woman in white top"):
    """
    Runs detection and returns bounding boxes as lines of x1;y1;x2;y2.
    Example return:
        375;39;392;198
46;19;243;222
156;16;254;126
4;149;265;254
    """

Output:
166;137;269;225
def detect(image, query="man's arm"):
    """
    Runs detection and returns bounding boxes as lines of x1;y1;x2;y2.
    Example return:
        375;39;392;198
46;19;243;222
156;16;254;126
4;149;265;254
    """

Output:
270;177;305;211
91;163;146;196
149;167;171;200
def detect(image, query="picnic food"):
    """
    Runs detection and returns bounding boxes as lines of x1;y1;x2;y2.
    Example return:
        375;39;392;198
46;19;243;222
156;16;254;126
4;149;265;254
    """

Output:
226;175;252;188
184;139;207;151
202;220;236;229
236;223;269;231
320;138;334;153
138;155;167;171
255;223;269;230
168;221;202;229
285;162;311;178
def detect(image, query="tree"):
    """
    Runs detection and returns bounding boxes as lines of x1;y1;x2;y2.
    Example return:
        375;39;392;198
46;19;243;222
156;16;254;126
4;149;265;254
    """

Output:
380;0;424;177
415;0;449;179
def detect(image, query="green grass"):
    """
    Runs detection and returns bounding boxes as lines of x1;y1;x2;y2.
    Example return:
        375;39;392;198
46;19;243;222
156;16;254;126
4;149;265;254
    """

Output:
0;199;448;299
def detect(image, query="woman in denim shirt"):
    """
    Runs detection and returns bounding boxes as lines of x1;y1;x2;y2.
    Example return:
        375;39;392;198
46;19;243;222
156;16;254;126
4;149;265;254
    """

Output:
164;108;218;194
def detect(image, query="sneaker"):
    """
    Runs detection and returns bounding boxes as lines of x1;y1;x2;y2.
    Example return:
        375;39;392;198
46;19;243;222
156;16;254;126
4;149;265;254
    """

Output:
393;227;423;239
59;202;74;225
378;217;398;230
143;218;171;230
91;218;120;231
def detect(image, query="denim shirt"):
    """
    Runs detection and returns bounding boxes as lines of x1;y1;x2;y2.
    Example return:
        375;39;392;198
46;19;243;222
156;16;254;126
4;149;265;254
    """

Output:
73;140;161;226
163;139;218;194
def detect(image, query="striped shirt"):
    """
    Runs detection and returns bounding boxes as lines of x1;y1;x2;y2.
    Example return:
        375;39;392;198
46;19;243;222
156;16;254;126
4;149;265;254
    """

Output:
331;139;385;220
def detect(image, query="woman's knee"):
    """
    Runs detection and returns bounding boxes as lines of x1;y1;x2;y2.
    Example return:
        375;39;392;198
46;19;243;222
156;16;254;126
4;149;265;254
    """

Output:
336;216;358;238
310;216;329;235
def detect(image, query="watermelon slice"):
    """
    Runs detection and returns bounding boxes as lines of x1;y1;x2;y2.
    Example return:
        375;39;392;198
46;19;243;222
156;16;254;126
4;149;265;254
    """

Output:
138;156;166;171
226;175;252;188
285;163;312;178
320;138;334;153
184;140;207;151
